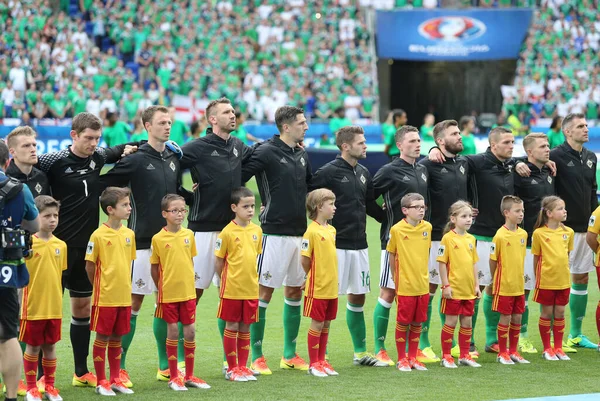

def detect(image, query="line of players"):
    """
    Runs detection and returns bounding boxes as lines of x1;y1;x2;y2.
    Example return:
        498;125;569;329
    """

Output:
4;104;600;396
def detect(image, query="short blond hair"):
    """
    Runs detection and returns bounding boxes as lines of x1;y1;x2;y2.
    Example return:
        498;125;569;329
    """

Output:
6;126;36;149
522;133;548;151
306;188;336;220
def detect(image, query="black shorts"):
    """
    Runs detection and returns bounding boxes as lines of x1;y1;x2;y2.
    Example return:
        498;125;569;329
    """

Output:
63;247;92;298
0;287;19;341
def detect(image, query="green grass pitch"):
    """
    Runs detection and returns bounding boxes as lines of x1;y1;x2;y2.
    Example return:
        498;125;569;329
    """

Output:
48;175;600;400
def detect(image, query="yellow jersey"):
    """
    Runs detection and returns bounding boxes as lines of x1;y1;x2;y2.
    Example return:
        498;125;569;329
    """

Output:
21;235;67;320
531;225;574;290
587;206;600;267
151;227;197;303
386;219;432;296
215;221;262;300
436;230;479;300
85;224;136;307
301;221;338;300
490;226;527;296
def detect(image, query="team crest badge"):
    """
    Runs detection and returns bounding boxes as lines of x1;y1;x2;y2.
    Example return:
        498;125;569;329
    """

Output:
135;278;145;288
215;238;222;250
520;238;525;245
170;161;176;172
562;234;568;240
194;273;200;282
430;270;439;278
125;238;131;246
587;160;593;169
252;234;258;241
423;232;428;237
547;176;552;184
55;248;60;255
524;274;531;284
35;183;42;194
262;271;272;281
184;238;190;244
301;239;309;251
478;270;484;279
360;174;366;184
508;165;513;172
437;245;445;256
300;157;306;167
421;173;427;182
590;215;596;227
460;165;465;175
489;243;495;254
233;148;239;157
86;241;94;254
469;243;473;250
90;160;96;170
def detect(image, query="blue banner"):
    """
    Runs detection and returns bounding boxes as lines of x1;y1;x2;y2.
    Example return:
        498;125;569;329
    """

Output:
376;8;533;61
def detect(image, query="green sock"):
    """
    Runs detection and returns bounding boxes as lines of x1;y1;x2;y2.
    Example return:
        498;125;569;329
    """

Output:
373;298;391;353
419;293;434;349
472;297;480;344
438;295;456;347
483;292;499;347
153;315;169;371
521;292;530;336
19;341;26;354
177;322;185;363
120;311;138;369
346;302;367;353
218;318;226;362
283;298;302;360
569;283;588;338
251;300;268;361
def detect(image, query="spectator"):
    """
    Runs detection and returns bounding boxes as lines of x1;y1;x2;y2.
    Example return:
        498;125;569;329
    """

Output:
103;112;132;147
8;61;26;92
419;113;436;156
329;107;352;134
546;115;564;149
1;81;15;117
343;87;362;122
459;115;477;156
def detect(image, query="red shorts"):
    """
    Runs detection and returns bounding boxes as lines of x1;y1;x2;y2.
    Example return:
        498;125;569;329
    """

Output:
217;298;258;325
303;297;338;322
156;300;196;325
396;294;429;324
18;319;61;346
440;298;475;316
533;288;570;306
493;294;525;315
91;306;131;336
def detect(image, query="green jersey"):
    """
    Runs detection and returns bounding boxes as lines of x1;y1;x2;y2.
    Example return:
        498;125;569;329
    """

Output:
231;125;248;145
546;129;564;149
170;119;189;146
103;121;131;147
130;131;148;142
460;133;477;155
382;123;399;156
420;125;435;156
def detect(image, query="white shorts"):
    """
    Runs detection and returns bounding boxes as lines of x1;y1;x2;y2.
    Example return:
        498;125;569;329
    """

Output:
569;232;595;274
257;235;305;288
428;241;441;285
379;250;395;290
132;249;156;295
524;248;536;291
476;240;493;286
193;231;220;290
337;249;370;295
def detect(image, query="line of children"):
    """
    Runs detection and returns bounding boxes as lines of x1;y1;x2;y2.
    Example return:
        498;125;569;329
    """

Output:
585;203;600;349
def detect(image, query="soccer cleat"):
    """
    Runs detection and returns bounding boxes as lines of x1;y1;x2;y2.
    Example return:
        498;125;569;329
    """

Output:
396;358;412;372
239;366;258;381
72;372;98;387
353;352;378;366
36;376;45;394
497;352;514;365
518;338;538;354
562;342;577;353
222;361;229;375
280;354;309;371
185;376;211;389
26;388;43;401
509;352;530;364
441;354;458;369
451;344;478;359
542;348;559;361
308;362;328;378
119;369;133;388
43;385;63;401
469;343;480;358
459;355;481;367
485;343;499;353
156;369;170;381
554;348;570;361
177;361;186;376
567;334;598;349
95;380;116;396
321;361;339;376
19;379;29;395
374;349;394;366
250;356;272;375
409;358;428;371
168;376;188;391
225;367;248;382
417;347;440;363
111;379;134;394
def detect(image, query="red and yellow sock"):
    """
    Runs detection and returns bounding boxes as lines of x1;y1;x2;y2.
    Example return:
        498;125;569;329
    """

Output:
509;323;521;354
237;332;250;367
23;352;38;391
395;323;408;361
183;340;195;379
441;324;455;356
539;317;552;350
553;318;565;350
93;339;108;382
307;329;321;365
42;358;57;388
166;339;178;380
458;327;472;358
107;341;121;383
408;325;421;360
497;324;509;354
223;329;238;370
318;328;329;362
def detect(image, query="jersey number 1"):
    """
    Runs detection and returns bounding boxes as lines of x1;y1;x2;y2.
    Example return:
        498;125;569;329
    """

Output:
83;179;88;197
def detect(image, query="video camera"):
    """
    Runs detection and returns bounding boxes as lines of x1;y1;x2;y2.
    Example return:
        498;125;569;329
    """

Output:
1;226;32;260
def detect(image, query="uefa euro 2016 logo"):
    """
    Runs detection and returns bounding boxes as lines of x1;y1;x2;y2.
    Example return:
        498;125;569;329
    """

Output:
418;16;486;42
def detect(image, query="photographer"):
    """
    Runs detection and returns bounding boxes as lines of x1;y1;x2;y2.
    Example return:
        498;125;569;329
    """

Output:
0;139;39;401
